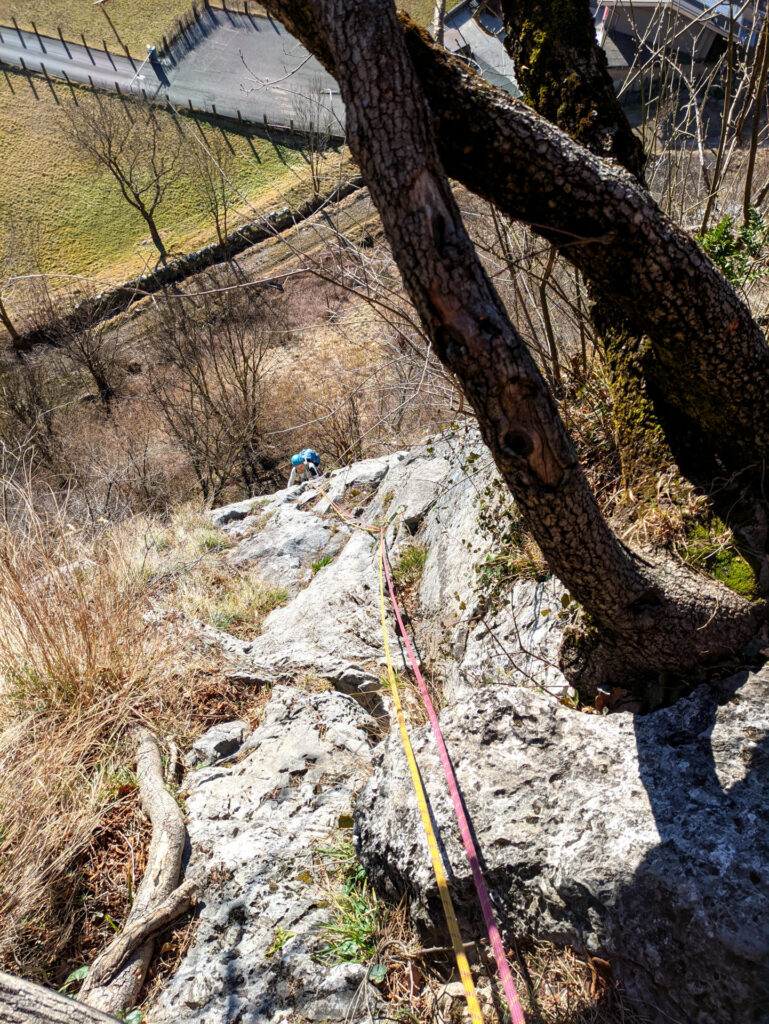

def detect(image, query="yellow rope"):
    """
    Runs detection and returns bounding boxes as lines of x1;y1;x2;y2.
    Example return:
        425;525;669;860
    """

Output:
377;532;484;1024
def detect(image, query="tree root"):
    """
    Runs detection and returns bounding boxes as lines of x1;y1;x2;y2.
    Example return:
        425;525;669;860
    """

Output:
559;549;767;701
79;727;193;1017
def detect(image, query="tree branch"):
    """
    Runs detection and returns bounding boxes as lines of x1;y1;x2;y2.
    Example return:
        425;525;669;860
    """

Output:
79;728;190;1017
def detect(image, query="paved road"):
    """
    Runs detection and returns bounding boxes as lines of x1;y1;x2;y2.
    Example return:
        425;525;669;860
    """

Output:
0;9;344;131
444;1;520;96
0;6;520;131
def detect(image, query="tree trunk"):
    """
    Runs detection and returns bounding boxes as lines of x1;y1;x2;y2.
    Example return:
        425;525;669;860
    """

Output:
0;972;118;1023
500;0;675;483
142;213;168;265
499;0;769;585
501;0;646;181
262;0;764;695
0;295;20;344
265;10;769;504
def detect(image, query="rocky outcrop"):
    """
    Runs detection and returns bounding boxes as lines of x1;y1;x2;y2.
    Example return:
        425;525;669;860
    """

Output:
210;428;572;704
354;668;769;1024
149;428;767;1024
151;687;381;1024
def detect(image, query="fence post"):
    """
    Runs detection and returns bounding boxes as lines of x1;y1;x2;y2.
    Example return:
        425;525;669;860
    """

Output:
212;102;217;115
189;97;194;111
19;56;26;71
115;80;121;94
263;112;267;126
88;73;95;87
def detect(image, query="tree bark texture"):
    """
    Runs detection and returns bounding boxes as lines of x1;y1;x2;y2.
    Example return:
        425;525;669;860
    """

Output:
0;972;117;1024
79;729;189;1016
263;0;764;692
500;0;679;491
267;9;769;523
501;0;646;181
499;0;769;588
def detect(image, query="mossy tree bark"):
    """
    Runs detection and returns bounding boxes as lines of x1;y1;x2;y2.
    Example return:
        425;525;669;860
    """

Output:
501;0;646;179
501;0;677;495
260;0;765;695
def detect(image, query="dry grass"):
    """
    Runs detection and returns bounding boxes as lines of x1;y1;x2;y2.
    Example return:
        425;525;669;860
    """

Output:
314;833;648;1024
0;495;275;980
0;0;200;55
0;68;342;293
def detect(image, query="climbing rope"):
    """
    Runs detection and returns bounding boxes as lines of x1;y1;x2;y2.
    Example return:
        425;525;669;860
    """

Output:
307;475;526;1023
381;540;527;1024
377;531;484;1023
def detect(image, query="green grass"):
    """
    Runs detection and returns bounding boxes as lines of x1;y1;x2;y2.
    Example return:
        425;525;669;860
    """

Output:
0;0;199;54
316;837;385;966
398;0;463;26
391;542;428;587
0;0;442;52
311;553;334;574
0;69;338;290
681;521;755;599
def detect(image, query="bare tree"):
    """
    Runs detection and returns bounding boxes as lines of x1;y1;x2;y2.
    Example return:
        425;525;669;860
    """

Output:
185;128;240;249
292;80;334;196
148;272;284;502
57;94;182;265
58;321;129;410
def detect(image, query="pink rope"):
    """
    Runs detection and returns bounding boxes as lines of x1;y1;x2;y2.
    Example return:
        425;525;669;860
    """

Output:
382;547;527;1024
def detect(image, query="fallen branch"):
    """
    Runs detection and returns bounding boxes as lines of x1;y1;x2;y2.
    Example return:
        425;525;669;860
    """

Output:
79;728;191;1017
0;971;118;1023
80;879;197;993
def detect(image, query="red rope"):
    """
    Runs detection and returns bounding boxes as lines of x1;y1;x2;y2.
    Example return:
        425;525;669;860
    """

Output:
382;545;527;1024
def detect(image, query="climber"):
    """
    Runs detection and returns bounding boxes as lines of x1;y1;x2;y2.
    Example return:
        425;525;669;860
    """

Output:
287;448;322;488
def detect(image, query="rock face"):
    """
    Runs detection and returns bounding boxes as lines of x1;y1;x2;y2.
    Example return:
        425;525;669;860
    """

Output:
151;429;767;1024
152;686;381;1024
354;668;769;1024
184;720;250;768
209;429;572;704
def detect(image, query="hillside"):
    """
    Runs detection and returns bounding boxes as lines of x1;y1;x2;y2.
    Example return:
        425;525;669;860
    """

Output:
2;1;769;1023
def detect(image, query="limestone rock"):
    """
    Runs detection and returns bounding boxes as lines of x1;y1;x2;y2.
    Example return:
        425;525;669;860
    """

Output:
354;668;769;1023
152;686;381;1024
184;720;250;768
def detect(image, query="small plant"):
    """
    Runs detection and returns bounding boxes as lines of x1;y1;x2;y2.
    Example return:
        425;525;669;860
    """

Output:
473;477;548;609
678;519;755;598
196;529;230;554
312;553;334;574
316;837;385;966
392;543;428;588
59;964;89;994
265;925;294;958
696;206;769;290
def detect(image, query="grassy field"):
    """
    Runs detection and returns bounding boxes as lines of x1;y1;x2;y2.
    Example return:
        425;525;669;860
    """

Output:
0;68;343;288
0;0;441;51
0;0;197;53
